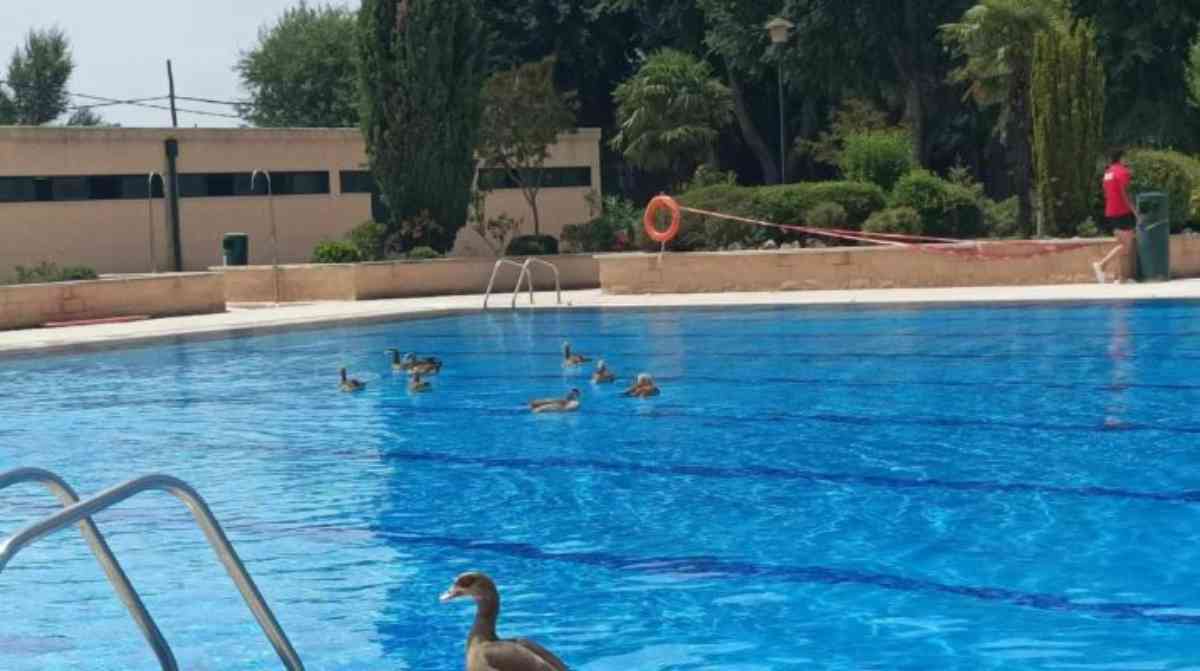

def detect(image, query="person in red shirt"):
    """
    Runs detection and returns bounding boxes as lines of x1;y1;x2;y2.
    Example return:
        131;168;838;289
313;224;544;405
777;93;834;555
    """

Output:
1093;149;1138;283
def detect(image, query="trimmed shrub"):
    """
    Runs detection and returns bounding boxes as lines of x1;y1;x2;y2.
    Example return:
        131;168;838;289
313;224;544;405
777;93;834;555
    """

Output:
347;220;390;261
505;234;559;256
890;170;984;239
864;207;923;236
1125;149;1200;231
639;181;888;251
983;196;1020;238
838;130;914;192
806;202;848;229
406;246;441;260
561;195;640;252
311;240;361;263
11;262;99;285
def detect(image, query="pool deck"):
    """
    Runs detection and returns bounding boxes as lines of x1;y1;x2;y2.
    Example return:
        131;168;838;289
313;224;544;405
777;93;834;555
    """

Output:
3;280;1200;357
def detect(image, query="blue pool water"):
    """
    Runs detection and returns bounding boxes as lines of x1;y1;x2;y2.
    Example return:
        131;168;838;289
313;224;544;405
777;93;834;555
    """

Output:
2;303;1200;670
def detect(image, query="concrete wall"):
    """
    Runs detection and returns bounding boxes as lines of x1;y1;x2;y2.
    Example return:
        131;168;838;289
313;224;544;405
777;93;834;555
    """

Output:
0;273;225;331
216;254;600;303
596;237;1196;294
0;126;602;276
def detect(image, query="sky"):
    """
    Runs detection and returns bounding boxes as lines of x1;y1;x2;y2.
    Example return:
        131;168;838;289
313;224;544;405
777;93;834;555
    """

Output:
1;0;356;127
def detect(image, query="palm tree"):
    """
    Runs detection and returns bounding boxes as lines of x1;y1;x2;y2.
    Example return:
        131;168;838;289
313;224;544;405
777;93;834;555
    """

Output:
941;0;1056;238
611;49;734;191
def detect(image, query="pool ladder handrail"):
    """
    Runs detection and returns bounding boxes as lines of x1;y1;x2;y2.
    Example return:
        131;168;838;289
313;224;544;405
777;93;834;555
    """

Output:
0;468;178;671
482;257;562;310
0;471;304;671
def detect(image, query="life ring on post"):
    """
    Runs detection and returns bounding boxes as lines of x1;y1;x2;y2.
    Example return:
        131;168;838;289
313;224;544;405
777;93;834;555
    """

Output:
643;195;681;244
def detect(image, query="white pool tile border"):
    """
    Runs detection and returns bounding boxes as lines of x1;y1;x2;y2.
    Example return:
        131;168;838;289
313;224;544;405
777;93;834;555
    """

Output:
3;280;1200;357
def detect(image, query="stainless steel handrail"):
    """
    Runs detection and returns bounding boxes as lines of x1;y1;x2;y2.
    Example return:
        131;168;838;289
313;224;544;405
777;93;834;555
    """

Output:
483;258;526;310
0;468;178;671
0;474;304;671
515;258;562;307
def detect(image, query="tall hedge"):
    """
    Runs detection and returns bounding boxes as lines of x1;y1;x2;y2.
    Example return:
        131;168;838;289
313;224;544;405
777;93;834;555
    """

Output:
358;0;487;253
1125;149;1200;232
1032;19;1105;237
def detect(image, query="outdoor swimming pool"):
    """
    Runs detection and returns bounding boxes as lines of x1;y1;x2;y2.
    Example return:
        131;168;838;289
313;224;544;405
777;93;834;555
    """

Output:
1;302;1199;670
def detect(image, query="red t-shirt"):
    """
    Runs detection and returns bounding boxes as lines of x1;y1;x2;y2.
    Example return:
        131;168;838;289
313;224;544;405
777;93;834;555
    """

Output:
1103;162;1132;217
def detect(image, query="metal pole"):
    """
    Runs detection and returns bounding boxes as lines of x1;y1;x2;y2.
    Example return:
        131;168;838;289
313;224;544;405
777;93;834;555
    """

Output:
166;60;178;128
252;170;279;305
777;61;786;185
146;172;162;273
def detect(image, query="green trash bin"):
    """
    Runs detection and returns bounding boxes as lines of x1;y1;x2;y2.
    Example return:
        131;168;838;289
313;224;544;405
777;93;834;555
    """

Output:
1134;193;1170;282
222;232;249;266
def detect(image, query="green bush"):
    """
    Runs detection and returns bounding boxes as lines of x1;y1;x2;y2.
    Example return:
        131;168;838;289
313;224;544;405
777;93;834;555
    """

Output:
890;170;985;239
10;262;99;285
406;246;441;260
347;220;390;261
561;195;640;252
838;130;914;192
806;202;848;229
1125;149;1200;232
983;196;1020;238
311;240;361;263
863;207;923;236
683;163;738;191
640;181;887;251
505;234;559;256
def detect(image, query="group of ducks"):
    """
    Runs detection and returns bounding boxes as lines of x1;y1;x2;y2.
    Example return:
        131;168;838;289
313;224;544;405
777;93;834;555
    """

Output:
337;342;660;414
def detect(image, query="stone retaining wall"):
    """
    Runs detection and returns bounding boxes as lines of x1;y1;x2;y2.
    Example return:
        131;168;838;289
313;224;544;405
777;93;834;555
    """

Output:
0;273;226;331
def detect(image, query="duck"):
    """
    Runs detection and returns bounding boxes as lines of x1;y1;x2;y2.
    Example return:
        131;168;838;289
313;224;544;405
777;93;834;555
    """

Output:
392;350;442;376
622;373;660;398
339;368;366;392
591;359;616;384
529;389;581;413
408;371;432;393
561;341;590;367
440;571;568;671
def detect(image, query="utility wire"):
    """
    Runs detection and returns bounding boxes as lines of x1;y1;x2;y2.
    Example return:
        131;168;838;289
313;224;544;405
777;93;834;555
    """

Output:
0;81;250;119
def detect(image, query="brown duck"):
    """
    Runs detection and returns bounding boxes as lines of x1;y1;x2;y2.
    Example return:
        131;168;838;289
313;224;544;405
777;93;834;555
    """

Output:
440;572;568;671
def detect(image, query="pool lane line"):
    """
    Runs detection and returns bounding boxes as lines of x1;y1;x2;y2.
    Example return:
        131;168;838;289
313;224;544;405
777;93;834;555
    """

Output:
374;529;1200;627
380;449;1200;506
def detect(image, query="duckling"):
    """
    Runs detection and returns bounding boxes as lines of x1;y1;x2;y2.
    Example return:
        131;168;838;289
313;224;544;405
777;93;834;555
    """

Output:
529;388;582;413
591;359;616;384
339;367;366;393
407;371;432;393
402;352;443;376
562;341;590;367
622;373;660;398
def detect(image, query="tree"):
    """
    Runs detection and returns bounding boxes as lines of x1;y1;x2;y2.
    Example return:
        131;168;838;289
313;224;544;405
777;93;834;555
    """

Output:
1071;0;1200;150
477;56;578;237
612;49;733;190
237;2;359;128
1032;18;1105;237
66;107;107;126
4;27;73;125
1188;38;1200;110
358;0;488;253
942;0;1056;238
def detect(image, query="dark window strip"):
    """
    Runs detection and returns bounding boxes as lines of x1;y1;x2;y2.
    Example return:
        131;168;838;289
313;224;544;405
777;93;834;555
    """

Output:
177;171;329;198
338;167;593;195
0;175;165;203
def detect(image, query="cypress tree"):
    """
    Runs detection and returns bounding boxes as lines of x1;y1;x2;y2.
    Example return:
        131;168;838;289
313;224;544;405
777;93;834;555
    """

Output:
358;0;487;252
1032;19;1105;237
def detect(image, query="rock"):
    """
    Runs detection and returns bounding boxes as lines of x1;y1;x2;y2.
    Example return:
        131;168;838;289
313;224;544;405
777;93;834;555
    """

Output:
761;240;778;250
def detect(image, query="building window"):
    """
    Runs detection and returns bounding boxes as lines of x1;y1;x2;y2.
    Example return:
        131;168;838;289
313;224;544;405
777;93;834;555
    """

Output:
339;170;375;194
476;166;592;190
0;175;165;203
177;171;329;198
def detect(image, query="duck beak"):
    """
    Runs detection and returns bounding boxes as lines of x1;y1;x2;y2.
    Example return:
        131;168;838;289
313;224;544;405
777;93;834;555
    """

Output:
439;586;464;603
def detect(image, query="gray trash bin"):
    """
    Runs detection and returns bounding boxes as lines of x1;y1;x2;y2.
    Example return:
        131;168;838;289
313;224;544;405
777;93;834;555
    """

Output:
1134;193;1169;282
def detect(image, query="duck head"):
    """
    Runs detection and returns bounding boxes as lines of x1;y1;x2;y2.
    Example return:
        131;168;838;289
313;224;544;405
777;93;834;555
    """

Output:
340;368;348;381
596;359;608;372
562;341;572;357
440;571;498;604
567;388;582;401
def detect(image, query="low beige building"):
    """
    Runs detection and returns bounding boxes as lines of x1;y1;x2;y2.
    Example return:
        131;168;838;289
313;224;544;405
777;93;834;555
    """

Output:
0;126;601;275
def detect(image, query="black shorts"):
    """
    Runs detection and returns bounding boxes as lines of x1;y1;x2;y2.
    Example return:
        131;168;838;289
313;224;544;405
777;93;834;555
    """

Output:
1105;214;1136;232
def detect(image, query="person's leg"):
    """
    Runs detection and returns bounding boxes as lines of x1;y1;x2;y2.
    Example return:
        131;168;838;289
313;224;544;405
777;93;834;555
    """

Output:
1093;215;1136;283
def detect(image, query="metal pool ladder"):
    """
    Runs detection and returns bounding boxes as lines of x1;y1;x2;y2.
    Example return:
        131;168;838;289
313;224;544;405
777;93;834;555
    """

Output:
0;469;304;671
483;257;562;310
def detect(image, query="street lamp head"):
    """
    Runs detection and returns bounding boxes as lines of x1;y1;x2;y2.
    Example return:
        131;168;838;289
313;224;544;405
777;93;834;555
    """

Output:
766;17;794;45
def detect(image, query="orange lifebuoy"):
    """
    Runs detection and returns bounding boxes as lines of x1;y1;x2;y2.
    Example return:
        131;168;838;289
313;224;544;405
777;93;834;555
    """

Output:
643;195;681;244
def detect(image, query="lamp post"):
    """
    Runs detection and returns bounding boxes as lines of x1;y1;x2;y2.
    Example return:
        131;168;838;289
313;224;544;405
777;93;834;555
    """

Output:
766;17;794;185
